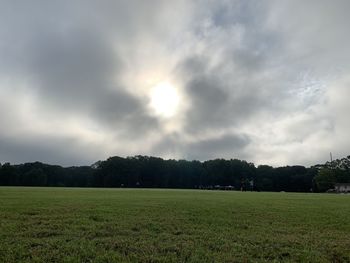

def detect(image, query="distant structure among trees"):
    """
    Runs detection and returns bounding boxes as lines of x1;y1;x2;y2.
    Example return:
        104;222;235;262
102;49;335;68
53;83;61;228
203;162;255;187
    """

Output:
0;155;349;192
334;183;350;193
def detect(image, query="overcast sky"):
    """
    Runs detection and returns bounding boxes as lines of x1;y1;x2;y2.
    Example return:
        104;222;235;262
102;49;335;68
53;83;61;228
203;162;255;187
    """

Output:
1;0;349;167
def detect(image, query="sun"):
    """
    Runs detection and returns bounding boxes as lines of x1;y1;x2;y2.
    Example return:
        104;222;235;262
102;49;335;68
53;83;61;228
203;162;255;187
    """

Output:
149;82;180;118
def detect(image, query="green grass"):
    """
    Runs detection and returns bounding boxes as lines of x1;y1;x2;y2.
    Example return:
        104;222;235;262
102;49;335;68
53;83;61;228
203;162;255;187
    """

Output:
0;188;349;262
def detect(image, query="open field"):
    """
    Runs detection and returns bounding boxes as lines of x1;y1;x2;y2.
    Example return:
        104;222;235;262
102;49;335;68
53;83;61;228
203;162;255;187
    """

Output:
0;188;349;262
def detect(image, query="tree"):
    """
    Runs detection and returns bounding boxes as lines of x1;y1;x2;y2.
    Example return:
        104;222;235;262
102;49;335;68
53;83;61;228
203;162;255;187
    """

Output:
314;168;336;192
0;163;18;185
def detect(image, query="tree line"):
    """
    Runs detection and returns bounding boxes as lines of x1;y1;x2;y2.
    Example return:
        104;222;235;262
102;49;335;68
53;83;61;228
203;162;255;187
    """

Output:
0;155;349;192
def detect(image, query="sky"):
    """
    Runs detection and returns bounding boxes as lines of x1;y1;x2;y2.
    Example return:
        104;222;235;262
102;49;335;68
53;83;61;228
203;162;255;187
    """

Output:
0;0;350;167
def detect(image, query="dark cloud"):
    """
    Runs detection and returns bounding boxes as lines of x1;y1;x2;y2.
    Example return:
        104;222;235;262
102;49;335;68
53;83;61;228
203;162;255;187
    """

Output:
186;133;251;160
177;53;277;135
185;75;230;131
151;132;250;161
0;134;94;166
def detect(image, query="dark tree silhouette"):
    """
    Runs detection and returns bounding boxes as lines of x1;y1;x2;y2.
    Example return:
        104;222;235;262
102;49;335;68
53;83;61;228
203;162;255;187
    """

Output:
1;155;349;192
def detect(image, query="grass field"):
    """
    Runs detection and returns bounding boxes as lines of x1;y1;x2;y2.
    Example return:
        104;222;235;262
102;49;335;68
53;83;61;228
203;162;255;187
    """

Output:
0;188;349;262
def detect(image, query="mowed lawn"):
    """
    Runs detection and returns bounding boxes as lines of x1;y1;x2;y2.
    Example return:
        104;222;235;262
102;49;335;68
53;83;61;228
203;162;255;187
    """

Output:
0;188;349;262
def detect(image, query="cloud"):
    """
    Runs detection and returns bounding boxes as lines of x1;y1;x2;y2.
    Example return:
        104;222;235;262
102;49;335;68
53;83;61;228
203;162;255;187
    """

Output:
0;0;349;166
0;134;92;166
151;132;250;161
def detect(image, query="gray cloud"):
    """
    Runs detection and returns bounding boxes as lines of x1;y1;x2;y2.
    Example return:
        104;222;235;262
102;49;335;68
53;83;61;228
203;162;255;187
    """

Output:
0;0;350;166
187;134;251;160
151;132;250;161
0;134;93;166
0;1;161;140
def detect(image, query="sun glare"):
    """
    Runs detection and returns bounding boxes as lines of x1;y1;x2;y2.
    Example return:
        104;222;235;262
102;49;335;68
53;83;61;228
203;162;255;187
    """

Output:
150;82;180;118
